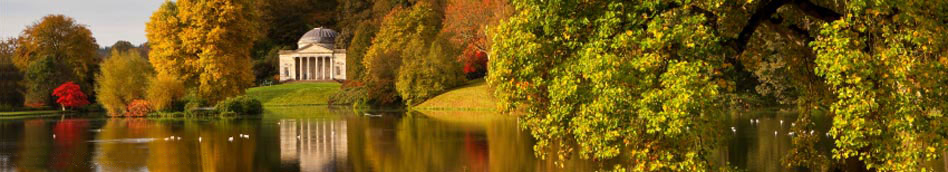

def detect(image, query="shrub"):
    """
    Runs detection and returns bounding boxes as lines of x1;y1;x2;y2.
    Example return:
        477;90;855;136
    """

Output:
125;99;152;117
146;76;185;112
214;95;263;115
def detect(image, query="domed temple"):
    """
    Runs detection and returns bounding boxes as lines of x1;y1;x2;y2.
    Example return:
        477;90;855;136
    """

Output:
279;27;347;82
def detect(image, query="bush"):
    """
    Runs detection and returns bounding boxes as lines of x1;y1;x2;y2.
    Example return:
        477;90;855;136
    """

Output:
125;99;152;117
214;95;262;115
146;76;185;112
182;94;208;112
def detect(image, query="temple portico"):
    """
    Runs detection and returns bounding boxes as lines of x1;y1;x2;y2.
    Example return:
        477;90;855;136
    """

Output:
279;27;347;82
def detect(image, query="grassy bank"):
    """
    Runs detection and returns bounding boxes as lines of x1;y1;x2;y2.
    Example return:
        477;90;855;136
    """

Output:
246;82;341;106
414;79;497;111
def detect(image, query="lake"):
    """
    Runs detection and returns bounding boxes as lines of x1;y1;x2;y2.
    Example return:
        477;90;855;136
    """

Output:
1;106;945;171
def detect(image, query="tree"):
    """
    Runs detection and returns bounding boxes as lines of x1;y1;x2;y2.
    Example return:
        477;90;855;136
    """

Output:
52;82;90;110
396;34;465;105
96;49;154;116
14;15;99;106
23;56;70;107
362;4;442;105
109;41;136;56
489;0;948;171
146;0;262;103
0;38;22;106
443;0;511;78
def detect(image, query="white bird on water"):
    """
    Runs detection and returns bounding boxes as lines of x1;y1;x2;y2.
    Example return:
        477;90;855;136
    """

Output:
774;131;778;136
730;127;736;133
780;120;784;126
52;134;56;139
198;137;202;142
228;137;234;142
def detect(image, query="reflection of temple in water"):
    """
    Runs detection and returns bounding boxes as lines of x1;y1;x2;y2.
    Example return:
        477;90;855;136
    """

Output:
280;119;348;171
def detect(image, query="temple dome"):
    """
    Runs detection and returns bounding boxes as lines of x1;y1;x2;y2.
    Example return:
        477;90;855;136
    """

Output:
298;27;337;48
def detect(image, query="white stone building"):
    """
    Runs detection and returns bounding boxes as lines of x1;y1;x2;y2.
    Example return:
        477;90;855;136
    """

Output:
279;27;346;82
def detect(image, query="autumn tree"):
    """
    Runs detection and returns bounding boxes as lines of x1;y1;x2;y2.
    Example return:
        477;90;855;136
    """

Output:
146;0;262;103
96;49;154;116
442;0;511;78
489;0;947;171
14;15;99;106
52;82;90;111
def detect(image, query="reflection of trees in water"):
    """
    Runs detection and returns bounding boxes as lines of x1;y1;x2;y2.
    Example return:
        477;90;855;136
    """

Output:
17;120;51;171
52;119;91;171
95;119;150;171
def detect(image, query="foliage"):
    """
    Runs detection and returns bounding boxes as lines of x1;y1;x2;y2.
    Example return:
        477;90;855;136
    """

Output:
125;99;152;117
0;38;22;106
396;35;465;105
95;49;154;116
12;15;98;86
344;21;378;81
443;0;511;79
23;56;69;107
146;75;186;112
52;82;90;110
809;1;948;171
109;41;136;56
490;1;730;170
362;4;442;105
490;0;948;171
146;0;261;103
214;95;263;115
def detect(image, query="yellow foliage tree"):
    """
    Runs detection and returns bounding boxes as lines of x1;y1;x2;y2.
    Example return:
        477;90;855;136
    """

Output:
95;49;154;116
146;0;261;103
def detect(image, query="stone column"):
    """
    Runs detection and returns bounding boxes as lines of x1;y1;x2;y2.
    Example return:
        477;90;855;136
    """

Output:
309;57;314;80
329;56;334;80
294;57;299;80
316;57;322;80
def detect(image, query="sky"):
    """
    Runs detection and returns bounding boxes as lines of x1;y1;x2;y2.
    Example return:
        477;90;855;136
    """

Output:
0;0;165;47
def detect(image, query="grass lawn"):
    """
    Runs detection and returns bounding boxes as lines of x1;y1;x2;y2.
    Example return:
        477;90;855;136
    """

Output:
414;79;498;111
246;82;341;106
0;110;64;119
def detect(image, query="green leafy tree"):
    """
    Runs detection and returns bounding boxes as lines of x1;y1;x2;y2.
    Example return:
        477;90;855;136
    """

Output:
95;49;154;116
396;34;465;105
23;56;71;107
362;4;442;104
489;0;947;171
810;1;948;171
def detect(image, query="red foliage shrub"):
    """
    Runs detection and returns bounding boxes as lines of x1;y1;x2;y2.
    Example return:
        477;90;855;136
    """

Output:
52;82;89;110
24;101;47;108
125;99;152;117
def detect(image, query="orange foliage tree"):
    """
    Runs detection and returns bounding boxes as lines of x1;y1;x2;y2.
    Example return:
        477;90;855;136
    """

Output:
443;0;511;78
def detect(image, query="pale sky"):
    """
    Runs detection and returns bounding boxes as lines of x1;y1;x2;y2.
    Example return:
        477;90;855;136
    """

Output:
0;0;165;47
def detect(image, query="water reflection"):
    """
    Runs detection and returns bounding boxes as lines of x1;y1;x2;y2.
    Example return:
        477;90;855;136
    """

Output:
0;107;944;171
279;119;348;171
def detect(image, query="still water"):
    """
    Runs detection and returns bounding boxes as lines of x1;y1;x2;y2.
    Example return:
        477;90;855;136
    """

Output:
0;106;945;171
